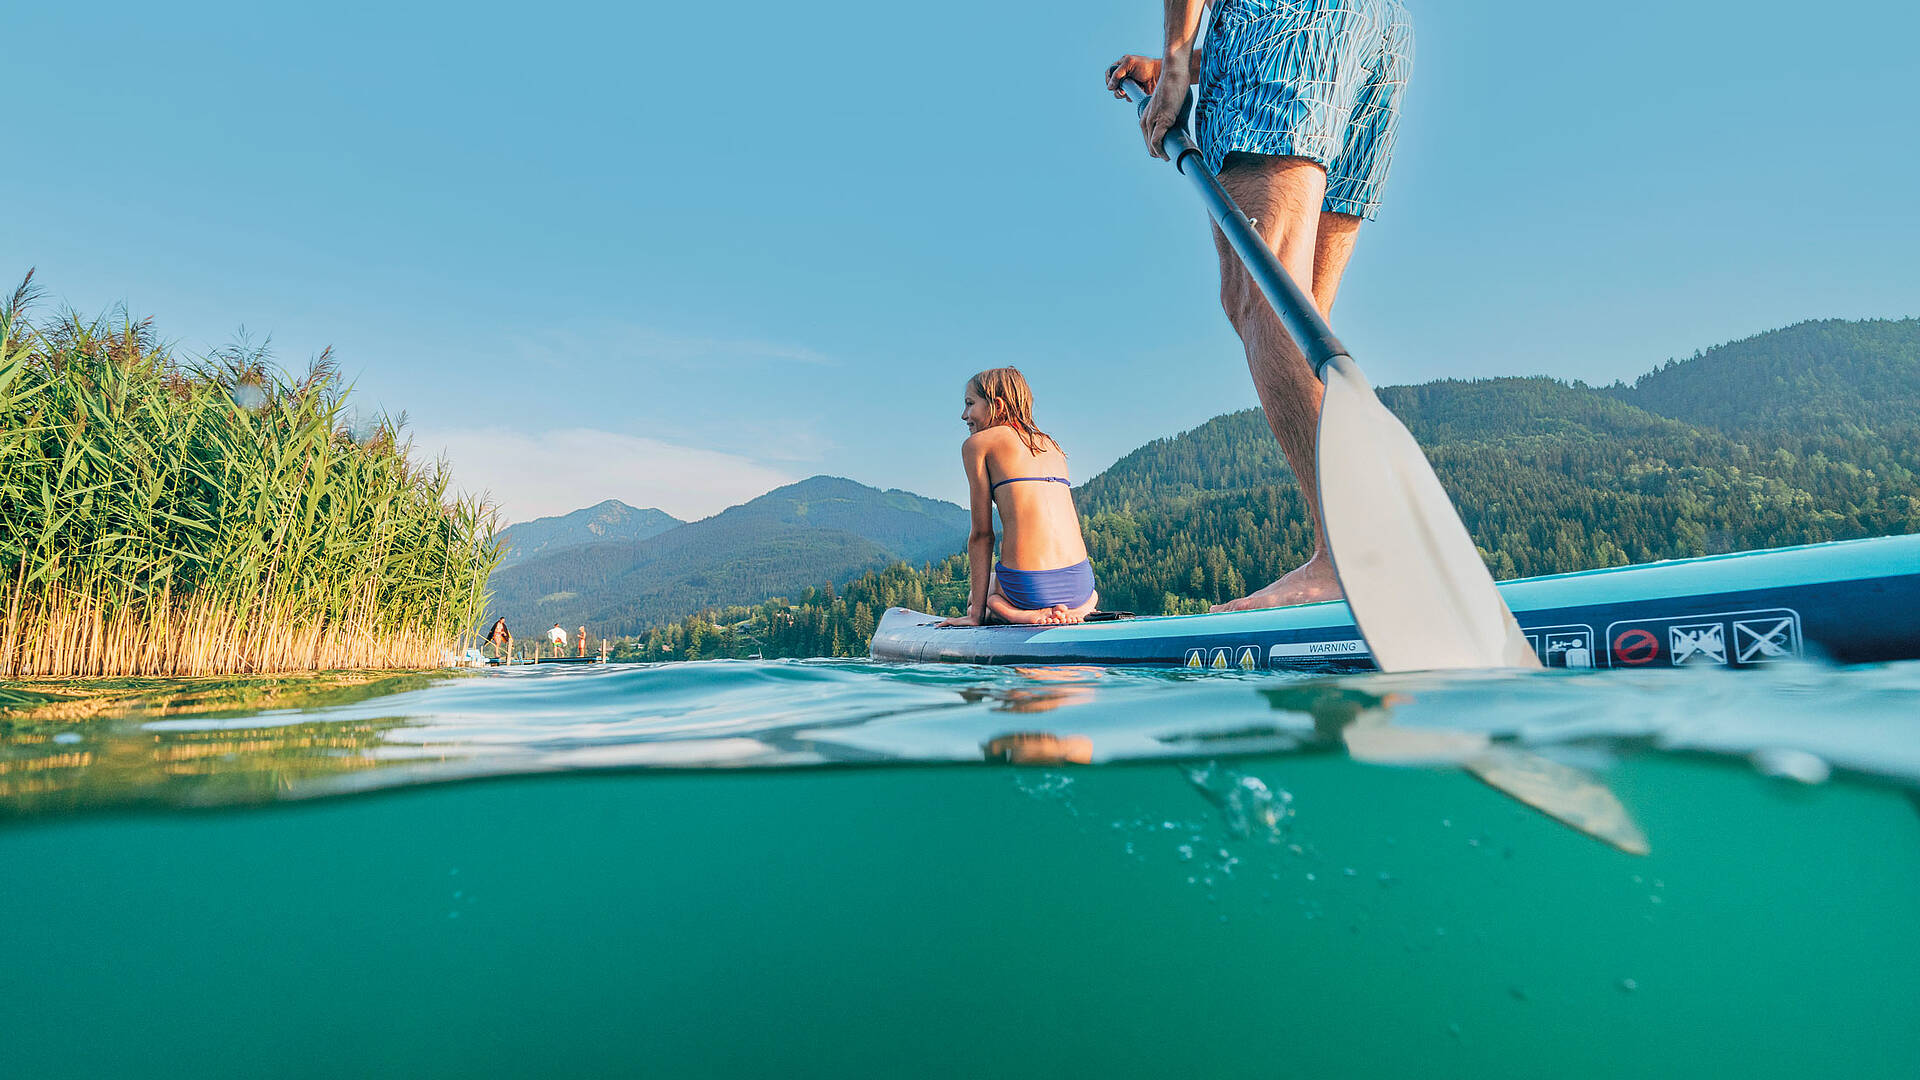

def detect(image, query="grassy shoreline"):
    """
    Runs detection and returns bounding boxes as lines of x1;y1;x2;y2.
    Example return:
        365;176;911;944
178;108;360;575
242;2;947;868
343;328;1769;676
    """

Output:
1;273;499;677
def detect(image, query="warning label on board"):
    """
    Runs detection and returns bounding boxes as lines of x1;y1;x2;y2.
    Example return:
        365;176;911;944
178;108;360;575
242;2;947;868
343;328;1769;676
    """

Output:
1604;608;1801;668
1269;639;1369;661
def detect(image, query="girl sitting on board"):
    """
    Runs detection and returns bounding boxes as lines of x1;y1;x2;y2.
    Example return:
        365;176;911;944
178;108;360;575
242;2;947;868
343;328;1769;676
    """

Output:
938;367;1099;627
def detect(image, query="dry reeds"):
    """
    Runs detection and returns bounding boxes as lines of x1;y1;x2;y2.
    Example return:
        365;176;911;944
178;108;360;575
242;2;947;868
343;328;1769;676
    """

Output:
0;271;499;677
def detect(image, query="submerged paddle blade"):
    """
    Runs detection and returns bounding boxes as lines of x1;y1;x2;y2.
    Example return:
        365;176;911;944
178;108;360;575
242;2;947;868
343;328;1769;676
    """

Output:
1316;355;1540;672
1465;746;1650;856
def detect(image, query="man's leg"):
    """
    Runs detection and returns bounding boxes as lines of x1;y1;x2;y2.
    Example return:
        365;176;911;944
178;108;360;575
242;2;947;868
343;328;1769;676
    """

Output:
1311;210;1362;314
1209;154;1364;611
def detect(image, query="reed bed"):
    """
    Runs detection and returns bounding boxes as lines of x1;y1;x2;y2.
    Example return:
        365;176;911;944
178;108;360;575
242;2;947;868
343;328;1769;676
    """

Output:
0;272;499;677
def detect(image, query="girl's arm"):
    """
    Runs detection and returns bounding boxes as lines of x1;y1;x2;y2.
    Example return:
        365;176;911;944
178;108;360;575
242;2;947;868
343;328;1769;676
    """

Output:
938;435;997;627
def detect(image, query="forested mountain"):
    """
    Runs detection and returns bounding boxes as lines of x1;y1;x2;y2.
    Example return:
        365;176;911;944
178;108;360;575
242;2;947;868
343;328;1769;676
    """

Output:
627;317;1920;659
1077;378;1697;511
686;475;970;562
1609;318;1920;434
494;500;682;569
485;476;968;636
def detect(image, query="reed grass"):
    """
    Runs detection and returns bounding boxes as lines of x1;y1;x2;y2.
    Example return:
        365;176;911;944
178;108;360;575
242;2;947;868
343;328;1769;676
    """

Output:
0;271;500;677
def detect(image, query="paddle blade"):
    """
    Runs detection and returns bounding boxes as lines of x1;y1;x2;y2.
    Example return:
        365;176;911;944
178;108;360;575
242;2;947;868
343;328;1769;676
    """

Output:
1316;355;1540;672
1465;746;1650;855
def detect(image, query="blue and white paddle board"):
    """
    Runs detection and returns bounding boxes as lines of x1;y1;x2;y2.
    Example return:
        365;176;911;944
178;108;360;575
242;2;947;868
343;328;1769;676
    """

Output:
870;535;1920;670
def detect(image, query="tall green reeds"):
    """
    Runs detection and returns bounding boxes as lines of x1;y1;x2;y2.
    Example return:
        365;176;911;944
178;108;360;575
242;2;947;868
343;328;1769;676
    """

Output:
0;272;500;677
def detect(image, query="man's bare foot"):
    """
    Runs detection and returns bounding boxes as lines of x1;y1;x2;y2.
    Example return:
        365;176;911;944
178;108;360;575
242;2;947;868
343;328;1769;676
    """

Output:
1210;552;1344;612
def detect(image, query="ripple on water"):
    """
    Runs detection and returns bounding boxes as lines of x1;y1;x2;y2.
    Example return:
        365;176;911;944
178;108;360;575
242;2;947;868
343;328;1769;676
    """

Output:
1;657;1917;816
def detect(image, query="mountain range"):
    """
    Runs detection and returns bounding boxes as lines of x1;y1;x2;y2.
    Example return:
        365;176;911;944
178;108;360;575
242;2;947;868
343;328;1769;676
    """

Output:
494;500;683;569
484;475;969;636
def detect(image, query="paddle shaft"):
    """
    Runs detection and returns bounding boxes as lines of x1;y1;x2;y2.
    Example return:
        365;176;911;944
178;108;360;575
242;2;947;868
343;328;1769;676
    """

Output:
1123;80;1348;379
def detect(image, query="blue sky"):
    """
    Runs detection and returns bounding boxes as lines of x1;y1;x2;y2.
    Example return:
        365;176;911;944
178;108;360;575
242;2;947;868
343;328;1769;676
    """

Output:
8;1;1917;522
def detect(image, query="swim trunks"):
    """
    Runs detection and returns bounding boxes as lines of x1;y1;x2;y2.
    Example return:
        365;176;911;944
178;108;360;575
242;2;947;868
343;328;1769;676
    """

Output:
995;560;1096;611
1196;0;1414;219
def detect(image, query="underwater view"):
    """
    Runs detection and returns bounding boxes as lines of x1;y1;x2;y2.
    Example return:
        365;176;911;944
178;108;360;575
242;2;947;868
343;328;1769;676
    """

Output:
4;659;1917;1078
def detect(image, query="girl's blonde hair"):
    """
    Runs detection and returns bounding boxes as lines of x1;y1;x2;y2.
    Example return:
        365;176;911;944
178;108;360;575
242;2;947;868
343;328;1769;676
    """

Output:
968;367;1059;456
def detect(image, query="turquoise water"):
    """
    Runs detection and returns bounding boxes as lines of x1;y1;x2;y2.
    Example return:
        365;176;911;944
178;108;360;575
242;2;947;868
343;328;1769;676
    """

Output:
4;659;1919;1077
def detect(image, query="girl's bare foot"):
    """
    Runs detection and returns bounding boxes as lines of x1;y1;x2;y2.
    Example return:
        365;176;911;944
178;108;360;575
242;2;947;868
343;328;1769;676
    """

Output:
986;593;1059;625
1057;590;1100;624
987;589;1101;625
1211;551;1344;612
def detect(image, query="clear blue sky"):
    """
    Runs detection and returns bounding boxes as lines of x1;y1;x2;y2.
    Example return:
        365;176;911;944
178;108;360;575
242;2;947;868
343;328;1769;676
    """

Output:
9;1;1917;522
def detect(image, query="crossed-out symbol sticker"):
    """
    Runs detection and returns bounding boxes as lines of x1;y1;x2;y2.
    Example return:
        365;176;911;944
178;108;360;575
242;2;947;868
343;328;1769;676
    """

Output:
1734;617;1797;663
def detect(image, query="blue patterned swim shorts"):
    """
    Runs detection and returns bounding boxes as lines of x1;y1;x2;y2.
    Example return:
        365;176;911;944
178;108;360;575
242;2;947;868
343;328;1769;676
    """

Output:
1196;0;1414;219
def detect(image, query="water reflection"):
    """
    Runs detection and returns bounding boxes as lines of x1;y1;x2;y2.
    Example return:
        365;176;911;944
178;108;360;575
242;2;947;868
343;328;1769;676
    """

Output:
0;714;424;815
2;659;1915;830
0;673;456;816
985;733;1095;765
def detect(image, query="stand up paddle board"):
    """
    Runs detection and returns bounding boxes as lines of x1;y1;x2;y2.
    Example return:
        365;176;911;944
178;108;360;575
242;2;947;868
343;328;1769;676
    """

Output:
870;535;1920;670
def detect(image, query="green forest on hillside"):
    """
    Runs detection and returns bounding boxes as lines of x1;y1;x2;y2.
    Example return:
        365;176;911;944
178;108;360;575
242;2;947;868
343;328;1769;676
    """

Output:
624;319;1920;660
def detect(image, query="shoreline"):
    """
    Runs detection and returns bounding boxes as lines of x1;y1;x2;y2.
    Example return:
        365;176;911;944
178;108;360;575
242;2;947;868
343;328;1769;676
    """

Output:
0;669;467;724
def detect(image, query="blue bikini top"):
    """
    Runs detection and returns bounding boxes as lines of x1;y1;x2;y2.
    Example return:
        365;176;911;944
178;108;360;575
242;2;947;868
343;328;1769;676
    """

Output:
990;475;1070;492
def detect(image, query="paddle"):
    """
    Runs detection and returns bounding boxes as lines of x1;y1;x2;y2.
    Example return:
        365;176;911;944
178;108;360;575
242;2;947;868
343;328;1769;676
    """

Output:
1119;79;1538;671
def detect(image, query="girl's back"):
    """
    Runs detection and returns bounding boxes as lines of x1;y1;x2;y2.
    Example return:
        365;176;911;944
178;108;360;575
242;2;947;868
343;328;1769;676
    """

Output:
977;426;1087;572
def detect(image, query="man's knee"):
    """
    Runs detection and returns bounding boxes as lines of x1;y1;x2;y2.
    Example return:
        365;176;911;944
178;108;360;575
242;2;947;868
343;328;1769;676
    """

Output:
1219;154;1328;230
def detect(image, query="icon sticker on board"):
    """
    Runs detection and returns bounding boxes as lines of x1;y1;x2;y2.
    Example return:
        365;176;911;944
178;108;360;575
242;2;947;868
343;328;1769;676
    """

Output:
1545;632;1594;668
1612;628;1660;665
1527;624;1596;668
1734;617;1798;663
1210;648;1231;670
1669;622;1727;665
1236;646;1259;670
1185;649;1206;669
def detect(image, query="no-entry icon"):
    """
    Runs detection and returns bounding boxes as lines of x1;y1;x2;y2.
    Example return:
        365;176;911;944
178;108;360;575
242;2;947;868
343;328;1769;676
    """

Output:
1612;628;1660;665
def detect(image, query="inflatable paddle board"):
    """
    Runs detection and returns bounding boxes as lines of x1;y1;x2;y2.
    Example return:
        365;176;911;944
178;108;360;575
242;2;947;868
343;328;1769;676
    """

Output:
870;535;1920;670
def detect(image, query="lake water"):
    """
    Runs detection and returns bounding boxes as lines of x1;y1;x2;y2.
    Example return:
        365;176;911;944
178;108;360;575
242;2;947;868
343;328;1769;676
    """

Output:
4;659;1918;1078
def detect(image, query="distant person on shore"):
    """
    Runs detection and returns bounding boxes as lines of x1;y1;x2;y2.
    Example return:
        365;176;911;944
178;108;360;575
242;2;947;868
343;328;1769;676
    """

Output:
547;624;567;652
1106;0;1413;611
487;617;511;658
577;626;587;657
937;367;1099;627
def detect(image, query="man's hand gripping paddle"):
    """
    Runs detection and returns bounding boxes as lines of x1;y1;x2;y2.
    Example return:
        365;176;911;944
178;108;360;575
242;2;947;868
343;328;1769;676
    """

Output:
1119;80;1539;671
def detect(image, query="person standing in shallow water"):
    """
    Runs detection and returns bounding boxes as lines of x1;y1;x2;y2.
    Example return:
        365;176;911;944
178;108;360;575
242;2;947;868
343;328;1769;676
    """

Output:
1107;0;1413;611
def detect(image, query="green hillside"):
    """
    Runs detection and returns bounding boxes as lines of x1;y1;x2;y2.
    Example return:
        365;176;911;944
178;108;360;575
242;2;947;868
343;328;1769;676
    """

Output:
484;476;968;636
693;475;973;563
1610;318;1920;434
629;316;1920;659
